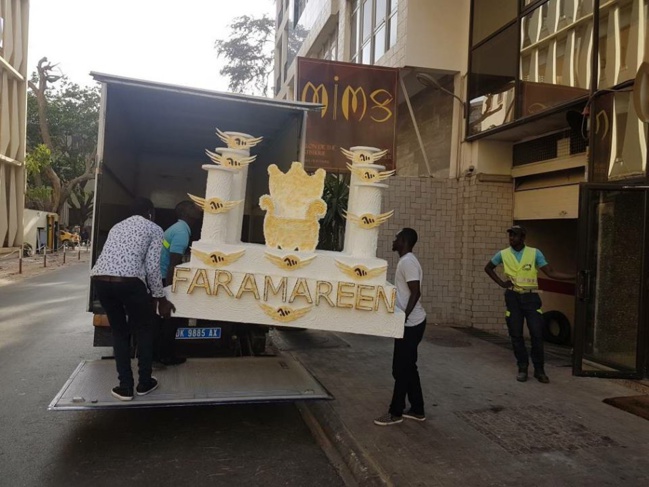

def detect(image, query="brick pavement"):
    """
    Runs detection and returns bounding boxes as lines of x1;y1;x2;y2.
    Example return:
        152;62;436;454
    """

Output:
276;327;649;486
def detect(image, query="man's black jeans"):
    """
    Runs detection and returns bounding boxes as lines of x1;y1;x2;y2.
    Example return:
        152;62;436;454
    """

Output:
504;289;544;370
389;319;426;417
94;278;155;388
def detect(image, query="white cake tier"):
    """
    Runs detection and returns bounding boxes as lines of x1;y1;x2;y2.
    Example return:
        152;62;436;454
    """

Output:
188;240;390;285
166;265;404;338
345;182;388;258
212;148;250;244
200;165;238;244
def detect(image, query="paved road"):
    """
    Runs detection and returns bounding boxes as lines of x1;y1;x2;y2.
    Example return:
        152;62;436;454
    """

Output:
0;264;342;486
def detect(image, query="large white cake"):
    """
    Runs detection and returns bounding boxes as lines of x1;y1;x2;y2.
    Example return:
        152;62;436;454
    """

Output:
166;132;404;338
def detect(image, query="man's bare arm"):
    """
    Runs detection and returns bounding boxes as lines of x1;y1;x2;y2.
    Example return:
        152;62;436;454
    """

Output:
539;265;575;281
484;261;512;288
405;281;422;321
166;253;184;284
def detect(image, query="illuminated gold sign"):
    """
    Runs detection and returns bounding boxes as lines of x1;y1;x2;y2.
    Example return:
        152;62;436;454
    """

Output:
172;267;396;314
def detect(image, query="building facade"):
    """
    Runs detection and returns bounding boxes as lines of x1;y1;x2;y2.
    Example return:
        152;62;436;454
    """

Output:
0;0;29;252
276;0;649;378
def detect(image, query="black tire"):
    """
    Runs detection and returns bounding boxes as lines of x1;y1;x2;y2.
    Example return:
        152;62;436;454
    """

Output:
542;311;571;345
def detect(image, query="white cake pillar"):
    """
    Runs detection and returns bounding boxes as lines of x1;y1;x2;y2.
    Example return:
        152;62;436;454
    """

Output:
347;182;388;258
201;165;236;243
215;147;250;244
343;146;389;258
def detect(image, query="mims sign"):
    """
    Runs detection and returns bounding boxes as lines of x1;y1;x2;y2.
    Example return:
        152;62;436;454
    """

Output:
297;58;398;172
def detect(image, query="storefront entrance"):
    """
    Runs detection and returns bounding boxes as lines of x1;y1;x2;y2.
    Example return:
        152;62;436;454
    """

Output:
573;185;649;378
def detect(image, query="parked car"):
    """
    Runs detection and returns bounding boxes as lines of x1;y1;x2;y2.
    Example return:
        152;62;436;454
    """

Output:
59;230;80;248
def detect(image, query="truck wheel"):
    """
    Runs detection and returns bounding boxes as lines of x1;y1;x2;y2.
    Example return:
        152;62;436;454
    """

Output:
542;311;571;345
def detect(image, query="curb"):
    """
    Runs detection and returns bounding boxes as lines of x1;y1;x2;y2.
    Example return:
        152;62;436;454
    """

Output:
297;400;393;487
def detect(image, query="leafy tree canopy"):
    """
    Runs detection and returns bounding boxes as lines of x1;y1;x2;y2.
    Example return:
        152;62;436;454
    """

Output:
215;15;274;96
26;58;100;214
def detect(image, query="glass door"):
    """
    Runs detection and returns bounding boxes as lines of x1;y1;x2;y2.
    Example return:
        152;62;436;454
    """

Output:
573;184;649;377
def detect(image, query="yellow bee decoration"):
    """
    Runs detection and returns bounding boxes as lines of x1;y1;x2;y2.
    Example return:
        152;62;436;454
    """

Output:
216;129;263;149
344;210;394;229
188;194;242;214
346;163;395;183
340;147;388;164
335;261;387;280
191;248;245;267
265;252;316;270
205;149;256;168
259;303;313;323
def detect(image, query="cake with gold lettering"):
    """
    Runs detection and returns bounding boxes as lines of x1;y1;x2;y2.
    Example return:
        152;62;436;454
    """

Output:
167;132;405;338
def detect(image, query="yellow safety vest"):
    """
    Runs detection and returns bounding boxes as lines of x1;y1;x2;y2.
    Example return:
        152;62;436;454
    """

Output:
501;246;538;291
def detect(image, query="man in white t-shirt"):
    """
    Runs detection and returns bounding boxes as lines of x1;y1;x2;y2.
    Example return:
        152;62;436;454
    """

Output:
375;228;427;426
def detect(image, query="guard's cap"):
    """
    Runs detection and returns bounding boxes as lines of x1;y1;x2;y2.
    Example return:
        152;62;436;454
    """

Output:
506;225;526;235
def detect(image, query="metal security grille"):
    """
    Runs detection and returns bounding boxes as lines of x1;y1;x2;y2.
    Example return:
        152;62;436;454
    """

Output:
513;129;587;166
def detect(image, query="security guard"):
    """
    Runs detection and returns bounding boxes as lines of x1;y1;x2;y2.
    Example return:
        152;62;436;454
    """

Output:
485;225;574;383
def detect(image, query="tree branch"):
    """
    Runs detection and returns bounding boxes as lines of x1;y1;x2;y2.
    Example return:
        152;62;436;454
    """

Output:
29;57;56;152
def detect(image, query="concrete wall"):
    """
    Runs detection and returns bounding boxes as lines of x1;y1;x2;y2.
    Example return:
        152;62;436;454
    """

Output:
379;175;513;330
404;0;470;73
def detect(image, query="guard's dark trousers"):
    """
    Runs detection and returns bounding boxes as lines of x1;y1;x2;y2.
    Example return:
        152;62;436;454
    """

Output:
94;278;155;388
505;289;544;369
389;319;426;417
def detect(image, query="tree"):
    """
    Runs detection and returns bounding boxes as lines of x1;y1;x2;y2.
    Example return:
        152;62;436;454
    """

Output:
68;188;94;227
215;15;274;96
318;173;349;251
26;57;100;215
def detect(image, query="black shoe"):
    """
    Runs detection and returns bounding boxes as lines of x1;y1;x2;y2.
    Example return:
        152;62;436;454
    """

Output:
516;367;528;382
159;356;186;366
534;370;550;383
111;386;134;401
136;377;159;396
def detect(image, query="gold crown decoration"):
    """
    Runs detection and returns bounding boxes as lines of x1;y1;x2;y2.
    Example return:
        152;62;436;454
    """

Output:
347;163;395;183
259;162;327;253
188;194;242;214
265;252;317;270
259;303;313;323
341;147;389;165
205;149;257;169
216;129;263;149
335;261;387;280
266;162;326;218
191;248;245;267
344;210;394;229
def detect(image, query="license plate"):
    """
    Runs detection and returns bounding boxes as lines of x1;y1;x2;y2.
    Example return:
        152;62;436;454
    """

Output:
175;327;221;340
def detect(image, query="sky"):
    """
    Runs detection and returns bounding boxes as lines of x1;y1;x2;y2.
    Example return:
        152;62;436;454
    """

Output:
28;0;275;90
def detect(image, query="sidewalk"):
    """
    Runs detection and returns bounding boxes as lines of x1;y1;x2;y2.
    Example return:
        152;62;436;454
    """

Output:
275;326;649;486
0;247;91;287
